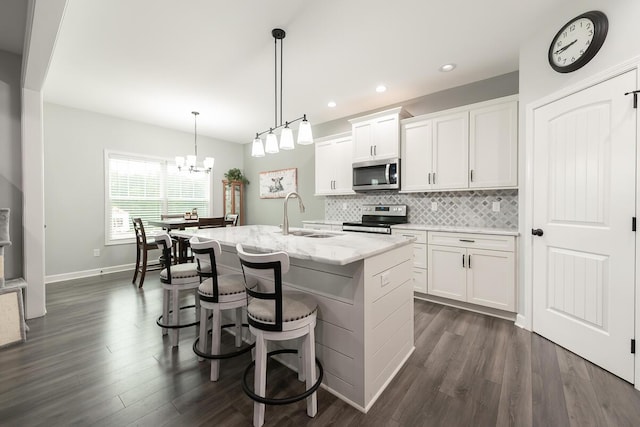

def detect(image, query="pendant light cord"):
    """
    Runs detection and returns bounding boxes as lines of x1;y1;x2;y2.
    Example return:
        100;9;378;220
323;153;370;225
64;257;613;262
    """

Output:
193;111;199;157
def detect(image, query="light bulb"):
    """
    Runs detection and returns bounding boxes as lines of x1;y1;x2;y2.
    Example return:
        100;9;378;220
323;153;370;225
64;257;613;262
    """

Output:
251;137;265;157
175;156;185;168
203;157;214;170
280;126;295;150
297;118;313;145
187;155;197;168
265;132;279;153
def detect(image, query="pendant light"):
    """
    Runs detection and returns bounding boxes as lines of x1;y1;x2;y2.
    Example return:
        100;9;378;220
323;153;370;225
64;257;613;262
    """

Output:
251;28;313;157
176;111;214;173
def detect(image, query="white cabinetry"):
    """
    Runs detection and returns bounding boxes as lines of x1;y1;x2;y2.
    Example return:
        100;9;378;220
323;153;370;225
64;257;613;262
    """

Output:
392;228;427;293
427;232;515;312
315;132;355;195
350;107;410;162
469;100;518;188
401;96;518;192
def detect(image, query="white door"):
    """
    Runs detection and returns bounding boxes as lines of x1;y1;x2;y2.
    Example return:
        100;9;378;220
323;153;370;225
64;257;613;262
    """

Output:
432;112;469;189
532;70;636;382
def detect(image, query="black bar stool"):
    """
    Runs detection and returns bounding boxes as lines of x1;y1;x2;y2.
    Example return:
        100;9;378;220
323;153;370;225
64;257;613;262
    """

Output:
236;243;323;427
189;236;256;381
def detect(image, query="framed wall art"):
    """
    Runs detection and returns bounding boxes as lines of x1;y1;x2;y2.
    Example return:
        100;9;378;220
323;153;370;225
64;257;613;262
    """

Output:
259;168;297;199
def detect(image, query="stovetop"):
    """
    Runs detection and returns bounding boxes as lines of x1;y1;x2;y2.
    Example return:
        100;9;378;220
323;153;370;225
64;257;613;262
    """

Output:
342;204;408;234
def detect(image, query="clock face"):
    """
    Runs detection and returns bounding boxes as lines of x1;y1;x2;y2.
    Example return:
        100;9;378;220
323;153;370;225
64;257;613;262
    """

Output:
548;11;608;73
550;18;594;67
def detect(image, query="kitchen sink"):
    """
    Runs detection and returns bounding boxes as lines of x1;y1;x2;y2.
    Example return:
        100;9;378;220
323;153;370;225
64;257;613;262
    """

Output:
285;230;338;238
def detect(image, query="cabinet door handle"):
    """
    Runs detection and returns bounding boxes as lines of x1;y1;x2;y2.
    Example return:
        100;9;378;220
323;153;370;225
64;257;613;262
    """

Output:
433;172;436;184
470;169;474;182
462;254;466;268
428;173;431;184
468;255;471;268
459;239;475;243
374;145;377;156
370;146;372;156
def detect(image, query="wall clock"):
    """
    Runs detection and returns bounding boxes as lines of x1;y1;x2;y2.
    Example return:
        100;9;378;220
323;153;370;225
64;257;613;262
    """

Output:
548;10;608;73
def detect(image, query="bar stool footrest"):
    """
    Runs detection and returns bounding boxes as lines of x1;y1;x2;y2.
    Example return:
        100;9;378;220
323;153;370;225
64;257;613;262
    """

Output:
192;323;255;360
156;304;199;329
242;349;324;406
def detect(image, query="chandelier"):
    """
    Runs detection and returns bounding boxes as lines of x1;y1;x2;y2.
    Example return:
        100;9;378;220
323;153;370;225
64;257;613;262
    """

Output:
175;111;214;173
251;28;313;157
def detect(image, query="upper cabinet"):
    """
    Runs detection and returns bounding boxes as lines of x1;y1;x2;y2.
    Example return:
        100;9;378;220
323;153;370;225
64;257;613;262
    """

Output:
350;107;411;163
401;96;518;192
469;100;518;188
315;132;355;196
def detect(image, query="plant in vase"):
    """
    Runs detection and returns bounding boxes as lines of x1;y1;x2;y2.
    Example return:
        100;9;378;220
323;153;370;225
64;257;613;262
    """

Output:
224;168;249;185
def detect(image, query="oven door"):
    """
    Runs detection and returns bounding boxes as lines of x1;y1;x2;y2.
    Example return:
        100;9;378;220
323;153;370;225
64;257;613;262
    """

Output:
352;159;399;191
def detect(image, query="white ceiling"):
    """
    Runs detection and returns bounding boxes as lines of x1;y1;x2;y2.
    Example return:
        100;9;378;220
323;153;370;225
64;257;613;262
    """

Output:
41;0;560;144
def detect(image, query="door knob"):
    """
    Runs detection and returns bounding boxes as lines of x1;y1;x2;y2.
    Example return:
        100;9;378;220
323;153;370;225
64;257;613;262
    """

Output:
531;228;544;236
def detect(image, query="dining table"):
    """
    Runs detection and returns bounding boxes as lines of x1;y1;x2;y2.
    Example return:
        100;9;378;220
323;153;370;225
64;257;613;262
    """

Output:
148;218;200;263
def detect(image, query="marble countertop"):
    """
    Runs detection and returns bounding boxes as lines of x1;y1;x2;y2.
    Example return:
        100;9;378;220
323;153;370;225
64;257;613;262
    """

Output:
172;225;413;266
303;220;519;236
391;223;519;236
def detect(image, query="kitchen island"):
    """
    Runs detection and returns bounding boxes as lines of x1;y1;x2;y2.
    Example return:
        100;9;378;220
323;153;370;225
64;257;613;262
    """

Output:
173;225;414;412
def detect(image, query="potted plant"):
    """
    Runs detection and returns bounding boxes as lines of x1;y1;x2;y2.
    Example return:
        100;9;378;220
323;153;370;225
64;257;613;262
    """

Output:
224;168;249;185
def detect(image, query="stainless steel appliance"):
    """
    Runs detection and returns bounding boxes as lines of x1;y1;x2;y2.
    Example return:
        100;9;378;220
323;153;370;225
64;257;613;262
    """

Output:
352;158;400;191
342;204;408;234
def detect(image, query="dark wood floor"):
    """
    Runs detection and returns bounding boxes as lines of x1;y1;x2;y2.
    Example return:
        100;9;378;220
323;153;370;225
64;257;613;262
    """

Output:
1;272;640;426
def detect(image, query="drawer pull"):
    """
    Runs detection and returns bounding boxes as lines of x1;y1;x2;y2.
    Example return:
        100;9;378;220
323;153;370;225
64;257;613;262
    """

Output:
459;239;475;243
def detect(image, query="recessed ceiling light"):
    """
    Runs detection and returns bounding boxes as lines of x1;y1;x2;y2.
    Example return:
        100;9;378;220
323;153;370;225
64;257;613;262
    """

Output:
376;85;387;93
439;63;456;72
327;101;336;108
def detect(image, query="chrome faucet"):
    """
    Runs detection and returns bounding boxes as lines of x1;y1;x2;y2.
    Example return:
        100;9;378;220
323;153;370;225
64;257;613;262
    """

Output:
282;191;305;235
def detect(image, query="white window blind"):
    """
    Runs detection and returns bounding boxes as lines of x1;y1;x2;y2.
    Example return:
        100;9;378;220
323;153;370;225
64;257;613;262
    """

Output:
105;151;210;244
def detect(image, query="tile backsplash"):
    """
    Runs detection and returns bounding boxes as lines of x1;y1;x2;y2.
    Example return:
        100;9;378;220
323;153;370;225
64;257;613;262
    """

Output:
325;190;518;229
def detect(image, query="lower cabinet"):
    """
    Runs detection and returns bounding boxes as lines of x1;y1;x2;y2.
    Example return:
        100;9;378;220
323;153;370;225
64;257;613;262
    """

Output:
392;229;427;293
427;232;516;312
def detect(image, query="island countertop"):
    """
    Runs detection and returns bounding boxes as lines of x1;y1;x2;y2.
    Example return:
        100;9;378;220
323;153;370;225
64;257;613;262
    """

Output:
171;224;413;266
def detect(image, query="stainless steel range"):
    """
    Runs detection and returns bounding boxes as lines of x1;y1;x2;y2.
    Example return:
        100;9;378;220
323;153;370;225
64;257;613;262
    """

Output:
342;204;408;234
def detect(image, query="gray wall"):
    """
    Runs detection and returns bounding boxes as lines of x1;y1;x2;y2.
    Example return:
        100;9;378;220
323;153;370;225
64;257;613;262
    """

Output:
243;72;519;226
517;0;640;316
0;50;22;280
43;103;244;277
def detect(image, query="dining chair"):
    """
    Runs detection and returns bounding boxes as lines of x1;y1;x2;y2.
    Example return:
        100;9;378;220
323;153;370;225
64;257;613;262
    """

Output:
162;213;192;263
132;218;162;288
198;217;226;229
224;213;239;226
155;233;202;347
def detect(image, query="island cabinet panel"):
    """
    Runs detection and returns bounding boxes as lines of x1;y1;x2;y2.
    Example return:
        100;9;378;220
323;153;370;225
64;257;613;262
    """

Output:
177;225;414;412
363;244;414;406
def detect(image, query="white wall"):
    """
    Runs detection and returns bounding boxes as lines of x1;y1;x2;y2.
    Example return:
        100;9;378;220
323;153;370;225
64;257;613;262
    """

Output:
518;0;640;319
43;103;244;278
0;50;22;280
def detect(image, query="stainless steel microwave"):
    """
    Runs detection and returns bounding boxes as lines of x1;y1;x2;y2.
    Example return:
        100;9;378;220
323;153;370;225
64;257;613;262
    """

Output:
352;158;400;191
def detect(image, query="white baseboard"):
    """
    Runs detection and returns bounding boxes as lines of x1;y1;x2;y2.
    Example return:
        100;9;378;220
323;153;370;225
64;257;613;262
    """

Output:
45;263;135;284
515;313;530;331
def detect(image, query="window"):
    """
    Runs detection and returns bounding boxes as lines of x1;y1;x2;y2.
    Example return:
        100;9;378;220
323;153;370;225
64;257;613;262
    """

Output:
105;151;211;244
